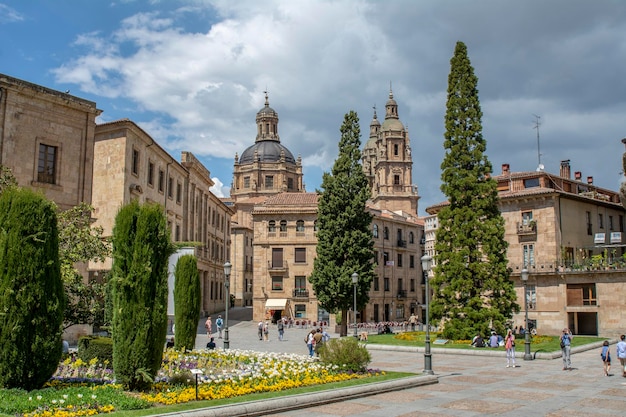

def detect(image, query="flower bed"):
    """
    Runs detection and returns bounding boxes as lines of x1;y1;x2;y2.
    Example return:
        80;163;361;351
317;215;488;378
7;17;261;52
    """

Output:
3;349;377;417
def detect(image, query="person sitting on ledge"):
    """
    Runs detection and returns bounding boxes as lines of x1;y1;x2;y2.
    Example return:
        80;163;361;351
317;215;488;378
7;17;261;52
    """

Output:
471;333;486;348
165;337;175;349
206;337;216;350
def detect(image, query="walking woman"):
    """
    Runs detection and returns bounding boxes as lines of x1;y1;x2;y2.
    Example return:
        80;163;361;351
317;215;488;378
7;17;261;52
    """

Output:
505;329;516;368
561;328;573;370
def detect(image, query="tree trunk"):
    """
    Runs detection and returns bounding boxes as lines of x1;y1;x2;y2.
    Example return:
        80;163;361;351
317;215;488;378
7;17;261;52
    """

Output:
340;309;348;336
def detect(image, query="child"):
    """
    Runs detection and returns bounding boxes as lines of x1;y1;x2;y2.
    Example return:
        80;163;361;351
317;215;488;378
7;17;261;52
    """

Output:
601;340;611;376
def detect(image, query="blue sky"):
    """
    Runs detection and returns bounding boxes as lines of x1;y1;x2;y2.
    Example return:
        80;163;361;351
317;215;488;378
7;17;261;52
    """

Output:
2;0;626;214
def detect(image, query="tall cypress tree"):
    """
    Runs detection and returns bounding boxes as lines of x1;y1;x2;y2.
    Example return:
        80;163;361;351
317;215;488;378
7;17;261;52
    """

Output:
431;41;518;340
0;188;65;390
111;201;174;391
173;254;200;351
309;110;375;336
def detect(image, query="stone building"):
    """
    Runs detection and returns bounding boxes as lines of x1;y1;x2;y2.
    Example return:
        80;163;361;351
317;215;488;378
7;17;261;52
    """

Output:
0;73;100;210
230;90;425;325
426;159;626;337
92;119;234;317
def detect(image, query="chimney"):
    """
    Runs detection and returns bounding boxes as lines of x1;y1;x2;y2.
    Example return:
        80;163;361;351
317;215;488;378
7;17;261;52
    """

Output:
587;176;593;185
560;160;571;179
502;163;510;174
574;171;582;181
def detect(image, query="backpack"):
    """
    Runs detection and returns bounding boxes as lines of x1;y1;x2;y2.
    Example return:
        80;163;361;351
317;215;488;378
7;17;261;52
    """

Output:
216;318;223;327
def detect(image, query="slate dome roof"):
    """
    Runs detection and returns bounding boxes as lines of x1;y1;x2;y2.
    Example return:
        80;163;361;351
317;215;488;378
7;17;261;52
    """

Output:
239;141;296;164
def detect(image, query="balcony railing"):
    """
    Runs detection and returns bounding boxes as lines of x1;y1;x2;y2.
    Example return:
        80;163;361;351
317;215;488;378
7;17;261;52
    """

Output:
517;221;537;235
268;261;287;271
397;240;407;248
397;289;407;298
292;288;309;298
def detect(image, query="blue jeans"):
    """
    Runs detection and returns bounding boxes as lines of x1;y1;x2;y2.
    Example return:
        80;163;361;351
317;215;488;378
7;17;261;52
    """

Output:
307;343;314;356
562;345;571;368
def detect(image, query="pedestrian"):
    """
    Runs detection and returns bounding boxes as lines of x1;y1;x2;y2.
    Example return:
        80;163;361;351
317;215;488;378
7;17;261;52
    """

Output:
205;316;212;336
206;337;216;350
321;327;330;343
277;318;285;341
313;328;323;356
216;315;224;339
616;334;626;377
258;320;264;340
305;330;315;357
263;320;270;341
505;329;516;368
600;340;611;376
165;337;175;349
409;314;417;332
560;327;573;370
489;331;499;348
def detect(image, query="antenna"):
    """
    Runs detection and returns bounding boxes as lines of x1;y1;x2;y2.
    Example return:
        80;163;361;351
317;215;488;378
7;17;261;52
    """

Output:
532;114;543;171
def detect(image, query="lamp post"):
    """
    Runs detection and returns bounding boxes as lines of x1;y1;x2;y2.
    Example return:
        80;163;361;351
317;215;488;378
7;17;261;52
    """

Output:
420;254;434;375
521;268;532;360
223;261;231;349
351;272;358;338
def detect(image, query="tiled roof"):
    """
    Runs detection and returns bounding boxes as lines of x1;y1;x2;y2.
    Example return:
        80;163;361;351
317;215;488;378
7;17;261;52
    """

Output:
263;192;319;206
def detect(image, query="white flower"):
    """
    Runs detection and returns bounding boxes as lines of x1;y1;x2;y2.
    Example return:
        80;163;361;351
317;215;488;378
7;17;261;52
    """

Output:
91;394;97;399
77;394;83;399
37;396;42;400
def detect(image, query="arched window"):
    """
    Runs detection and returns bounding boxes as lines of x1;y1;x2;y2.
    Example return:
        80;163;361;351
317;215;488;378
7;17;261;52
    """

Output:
280;220;287;232
409;231;414;244
383;227;389;240
373;224;379;238
268;220;276;232
296;220;305;232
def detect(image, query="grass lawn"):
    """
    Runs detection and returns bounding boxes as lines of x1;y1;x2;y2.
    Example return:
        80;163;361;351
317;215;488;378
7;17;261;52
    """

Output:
363;331;606;352
0;372;414;417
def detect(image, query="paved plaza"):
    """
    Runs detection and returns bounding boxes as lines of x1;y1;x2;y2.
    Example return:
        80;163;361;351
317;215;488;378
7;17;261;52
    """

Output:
185;308;626;417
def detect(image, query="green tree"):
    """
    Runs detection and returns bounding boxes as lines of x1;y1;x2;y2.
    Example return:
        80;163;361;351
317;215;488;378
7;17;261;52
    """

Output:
111;201;174;391
431;41;519;340
0;165;17;194
173;254;200;351
0;188;65;390
310;110;375;336
58;202;111;330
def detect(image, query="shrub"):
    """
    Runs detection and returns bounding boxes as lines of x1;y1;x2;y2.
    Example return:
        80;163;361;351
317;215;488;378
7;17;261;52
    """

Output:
319;337;371;372
173;254;200;351
78;336;113;366
0;188;65;390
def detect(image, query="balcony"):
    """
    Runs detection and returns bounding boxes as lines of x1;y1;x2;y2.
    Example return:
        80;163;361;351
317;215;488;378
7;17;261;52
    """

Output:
397;240;407;248
517;221;537;236
397;289;407;299
268;261;288;273
292;288;309;299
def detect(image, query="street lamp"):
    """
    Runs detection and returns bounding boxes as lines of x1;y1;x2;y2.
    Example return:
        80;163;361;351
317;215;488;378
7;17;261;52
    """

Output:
521;268;532;360
351;272;358;338
420;254;434;375
223;261;232;349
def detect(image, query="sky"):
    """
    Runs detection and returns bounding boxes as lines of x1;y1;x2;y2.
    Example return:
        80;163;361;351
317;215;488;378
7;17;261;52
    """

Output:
2;0;625;215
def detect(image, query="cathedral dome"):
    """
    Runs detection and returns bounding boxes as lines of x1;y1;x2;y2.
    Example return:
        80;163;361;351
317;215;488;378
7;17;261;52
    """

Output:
239;140;296;164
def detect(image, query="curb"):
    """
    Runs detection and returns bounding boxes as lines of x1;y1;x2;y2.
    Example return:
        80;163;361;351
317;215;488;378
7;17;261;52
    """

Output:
156;375;437;417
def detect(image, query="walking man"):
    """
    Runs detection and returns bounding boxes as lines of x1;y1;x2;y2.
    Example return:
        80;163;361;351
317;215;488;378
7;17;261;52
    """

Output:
616;334;626;377
277;318;285;341
561;327;573;370
216;315;224;339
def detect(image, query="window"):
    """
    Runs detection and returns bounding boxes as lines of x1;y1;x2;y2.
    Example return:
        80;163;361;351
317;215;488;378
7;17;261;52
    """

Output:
279;220;287;232
243;176;250;188
294;304;306;318
598;213;604;229
295;276;307;289
393;144;399;156
384;278;390;291
397;253;403;267
175;224;180;241
296;220;305;232
313;220;318;232
271;248;283;268
373;224;379;238
567;283;596;306
271;276;283;291
268;220;276;232
524;178;540;188
37;144;57;184
586;211;592;235
168;176;173;198
176;182;182;203
522;211;533;224
620;215;624;232
373;278;380;291
265;175;274;188
158;170;165;192
373;251;378;264
288;178;294;190
132;148;139;175
409;255;415;268
410;279;415;292
383;252;389;265
523;244;535;267
147;161;154;186
295;248;306;263
409;232;414;244
383;227;389;240
609;216;614;231
394;175;400;185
